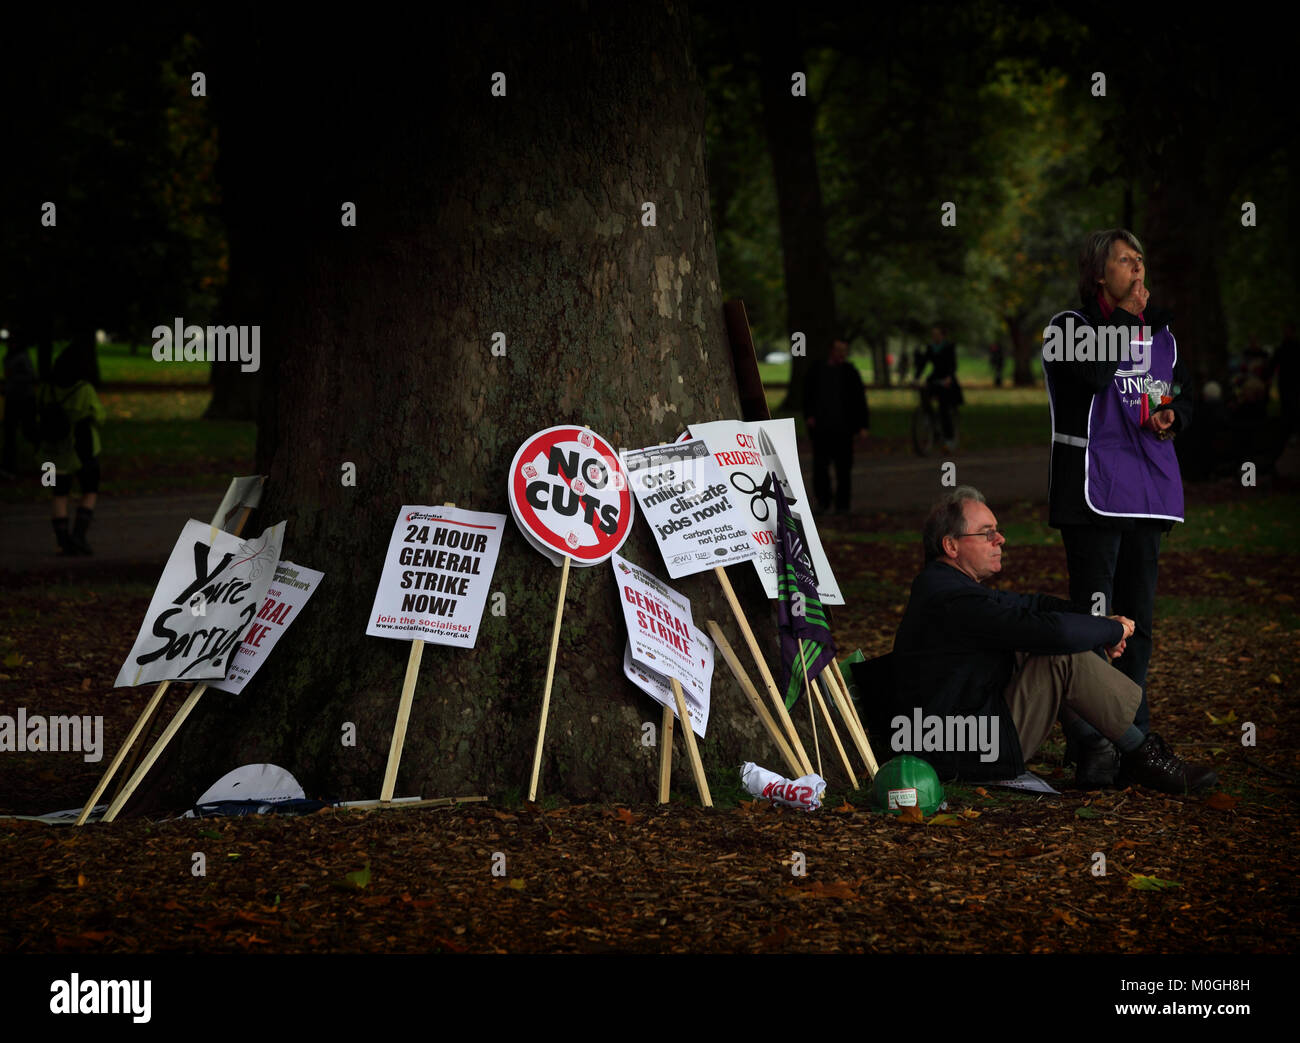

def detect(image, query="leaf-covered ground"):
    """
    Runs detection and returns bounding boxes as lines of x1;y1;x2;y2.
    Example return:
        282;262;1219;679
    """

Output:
1;487;1297;954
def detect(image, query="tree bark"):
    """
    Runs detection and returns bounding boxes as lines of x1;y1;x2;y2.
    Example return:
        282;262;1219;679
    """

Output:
157;4;789;808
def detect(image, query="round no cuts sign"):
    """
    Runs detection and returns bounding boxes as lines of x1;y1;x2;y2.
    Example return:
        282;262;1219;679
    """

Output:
508;425;633;566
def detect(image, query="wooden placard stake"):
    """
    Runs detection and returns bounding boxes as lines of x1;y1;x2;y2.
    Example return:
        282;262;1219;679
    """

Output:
657;705;673;804
827;662;878;777
528;553;571;802
705;619;801;778
812;677;858;789
670;678;712;807
713;567;813;775
820;665;873;775
380;639;425;802
76;681;170;826
103;683;208;822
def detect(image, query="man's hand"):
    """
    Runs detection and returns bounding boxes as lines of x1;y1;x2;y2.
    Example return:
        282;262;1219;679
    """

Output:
1107;615;1136;640
1106;638;1127;661
1118;277;1149;315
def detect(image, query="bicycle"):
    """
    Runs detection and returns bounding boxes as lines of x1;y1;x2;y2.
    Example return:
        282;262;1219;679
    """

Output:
910;383;959;456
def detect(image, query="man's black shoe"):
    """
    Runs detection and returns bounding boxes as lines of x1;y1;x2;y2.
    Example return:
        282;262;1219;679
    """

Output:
1075;736;1120;789
1120;732;1218;794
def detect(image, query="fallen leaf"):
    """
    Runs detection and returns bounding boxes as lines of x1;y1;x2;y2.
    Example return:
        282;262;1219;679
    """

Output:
1205;792;1238;811
1075;807;1101;819
614;807;638;825
897;805;923;823
76;873;87;888
928;813;961;826
1128;873;1182;892
973;788;989;798
507;878;525;891
788;879;860;900
1266;673;1282;685
1205;709;1238;725
344;861;371;890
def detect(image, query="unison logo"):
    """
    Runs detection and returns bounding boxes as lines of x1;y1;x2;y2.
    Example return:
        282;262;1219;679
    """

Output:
0;708;103;762
890;710;1000;763
1042;318;1151;372
151;318;260;373
49;974;151;1023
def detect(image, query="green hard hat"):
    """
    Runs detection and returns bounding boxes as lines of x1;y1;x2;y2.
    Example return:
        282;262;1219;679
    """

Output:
870;755;945;816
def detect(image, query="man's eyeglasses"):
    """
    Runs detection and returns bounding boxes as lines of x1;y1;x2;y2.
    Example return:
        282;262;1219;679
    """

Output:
954;529;1003;543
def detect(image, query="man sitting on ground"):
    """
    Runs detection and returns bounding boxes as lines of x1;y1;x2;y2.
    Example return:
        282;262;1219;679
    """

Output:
887;486;1215;792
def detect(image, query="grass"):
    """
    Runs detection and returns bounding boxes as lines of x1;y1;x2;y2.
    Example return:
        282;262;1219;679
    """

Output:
0;388;254;501
9;341;211;385
756;350;1016;389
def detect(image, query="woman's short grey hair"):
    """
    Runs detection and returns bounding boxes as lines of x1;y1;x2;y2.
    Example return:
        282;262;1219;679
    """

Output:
923;486;986;562
1078;228;1144;307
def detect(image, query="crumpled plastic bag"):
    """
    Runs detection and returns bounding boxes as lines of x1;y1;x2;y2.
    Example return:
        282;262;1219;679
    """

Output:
740;761;826;811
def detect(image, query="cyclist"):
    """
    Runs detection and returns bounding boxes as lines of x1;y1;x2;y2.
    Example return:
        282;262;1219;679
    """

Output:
918;323;963;450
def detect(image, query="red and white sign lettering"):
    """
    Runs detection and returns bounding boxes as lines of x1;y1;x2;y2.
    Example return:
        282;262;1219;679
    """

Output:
507;425;633;566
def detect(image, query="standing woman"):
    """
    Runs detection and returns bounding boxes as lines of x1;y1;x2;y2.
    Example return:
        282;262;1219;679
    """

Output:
37;339;105;555
1043;229;1213;790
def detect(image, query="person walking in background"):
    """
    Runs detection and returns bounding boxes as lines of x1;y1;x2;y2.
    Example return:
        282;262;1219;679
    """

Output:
804;336;870;515
989;341;1005;387
35;339;105;555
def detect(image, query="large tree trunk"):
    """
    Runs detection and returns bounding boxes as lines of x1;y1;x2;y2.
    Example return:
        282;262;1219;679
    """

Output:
156;4;789;808
757;26;838;414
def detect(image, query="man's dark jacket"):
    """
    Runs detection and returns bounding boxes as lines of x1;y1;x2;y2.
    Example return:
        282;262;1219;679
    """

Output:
804;359;870;432
871;560;1123;780
1044;298;1193;530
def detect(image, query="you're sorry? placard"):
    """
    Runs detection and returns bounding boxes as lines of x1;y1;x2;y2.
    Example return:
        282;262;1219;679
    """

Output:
114;520;285;688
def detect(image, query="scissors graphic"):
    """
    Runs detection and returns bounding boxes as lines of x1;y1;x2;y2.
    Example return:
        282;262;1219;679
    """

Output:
730;471;796;522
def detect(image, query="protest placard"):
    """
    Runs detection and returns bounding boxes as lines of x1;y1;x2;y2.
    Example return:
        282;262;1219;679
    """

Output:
684;419;843;605
366;506;505;649
508;425;633;567
621;438;757;578
612;552;711;703
210;561;324;694
113;520;285;689
622;637;712;738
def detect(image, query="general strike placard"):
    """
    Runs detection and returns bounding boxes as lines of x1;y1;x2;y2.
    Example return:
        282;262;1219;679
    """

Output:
210;561;324;695
366;505;505;648
611;553;712;734
621;438;758;578
114;520;286;688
